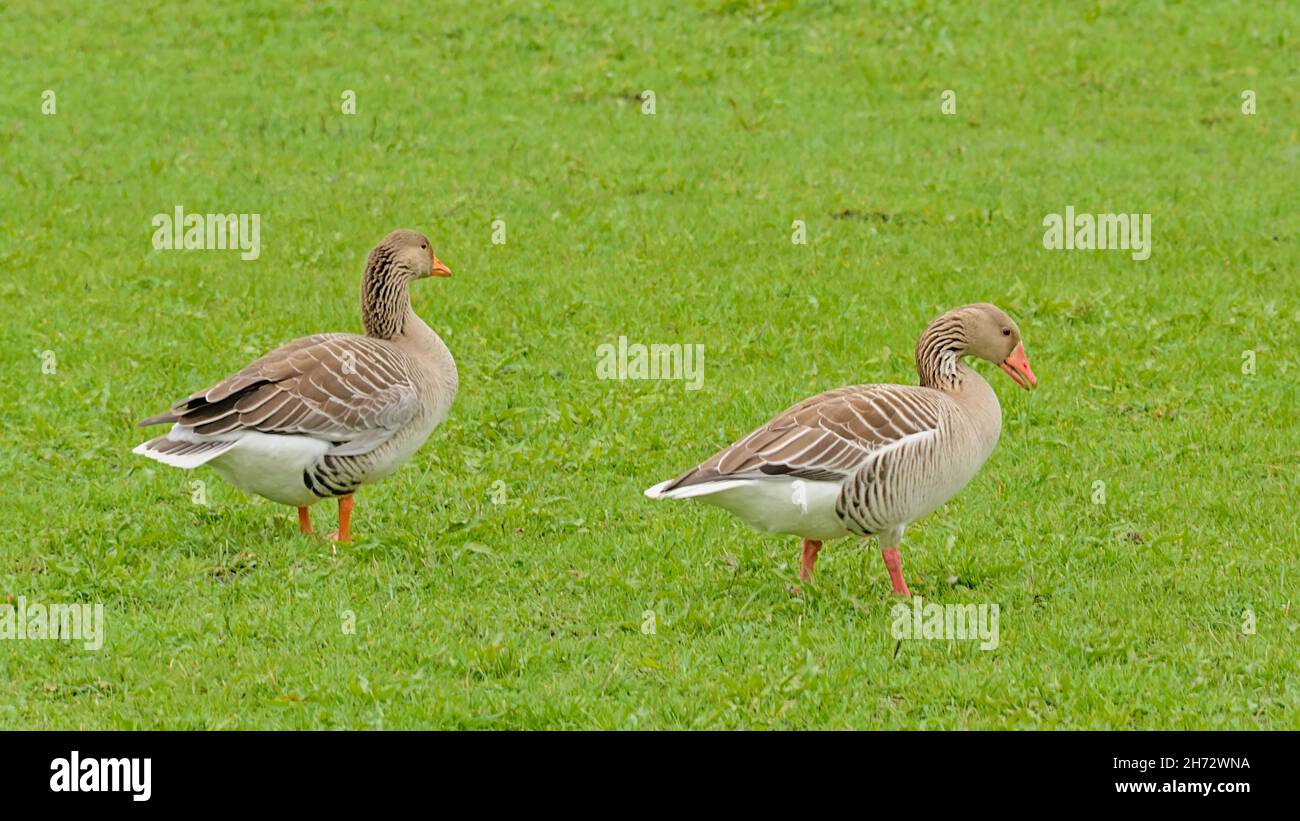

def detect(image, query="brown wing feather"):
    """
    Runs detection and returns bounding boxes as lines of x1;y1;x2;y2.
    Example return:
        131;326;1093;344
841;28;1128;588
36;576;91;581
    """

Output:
137;334;420;451
661;385;944;490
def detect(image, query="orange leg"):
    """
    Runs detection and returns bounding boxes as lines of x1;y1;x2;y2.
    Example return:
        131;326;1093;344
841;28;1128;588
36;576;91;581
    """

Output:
800;538;822;582
297;506;312;535
881;547;911;598
330;495;353;544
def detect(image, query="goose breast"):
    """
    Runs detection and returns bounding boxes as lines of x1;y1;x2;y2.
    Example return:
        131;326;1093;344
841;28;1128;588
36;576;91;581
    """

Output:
836;378;1002;535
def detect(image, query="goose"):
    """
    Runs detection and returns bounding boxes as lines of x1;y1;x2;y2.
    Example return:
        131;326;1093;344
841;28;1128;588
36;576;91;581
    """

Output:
134;229;458;543
645;303;1037;596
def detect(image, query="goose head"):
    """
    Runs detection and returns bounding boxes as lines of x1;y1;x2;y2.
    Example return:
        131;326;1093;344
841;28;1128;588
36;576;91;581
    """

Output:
960;303;1037;390
915;303;1038;391
373;229;452;280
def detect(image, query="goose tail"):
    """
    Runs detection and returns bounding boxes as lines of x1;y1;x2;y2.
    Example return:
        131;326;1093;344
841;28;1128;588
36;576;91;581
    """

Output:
133;434;235;469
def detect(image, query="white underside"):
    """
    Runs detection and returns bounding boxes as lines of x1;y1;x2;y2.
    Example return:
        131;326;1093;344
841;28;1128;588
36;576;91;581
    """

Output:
135;427;331;507
209;433;331;507
645;476;852;541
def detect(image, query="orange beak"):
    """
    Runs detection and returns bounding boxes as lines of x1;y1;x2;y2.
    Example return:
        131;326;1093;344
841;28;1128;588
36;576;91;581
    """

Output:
431;256;452;277
998;341;1037;390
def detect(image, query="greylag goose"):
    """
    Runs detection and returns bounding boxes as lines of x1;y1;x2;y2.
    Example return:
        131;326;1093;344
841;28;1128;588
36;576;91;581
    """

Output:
645;303;1037;596
134;229;458;543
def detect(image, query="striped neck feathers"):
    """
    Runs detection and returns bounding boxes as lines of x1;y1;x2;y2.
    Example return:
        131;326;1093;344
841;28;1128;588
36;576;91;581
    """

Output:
361;252;415;339
914;311;970;391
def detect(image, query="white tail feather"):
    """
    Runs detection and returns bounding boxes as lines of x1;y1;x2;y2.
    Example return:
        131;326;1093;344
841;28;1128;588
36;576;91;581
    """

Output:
133;437;235;469
644;478;753;500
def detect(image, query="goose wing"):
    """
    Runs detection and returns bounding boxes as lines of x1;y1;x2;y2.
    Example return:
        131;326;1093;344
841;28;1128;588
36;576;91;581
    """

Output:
137;334;420;457
656;384;944;491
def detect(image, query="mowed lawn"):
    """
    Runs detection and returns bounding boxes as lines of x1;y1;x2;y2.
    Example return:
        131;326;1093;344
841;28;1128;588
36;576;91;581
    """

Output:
1;1;1297;729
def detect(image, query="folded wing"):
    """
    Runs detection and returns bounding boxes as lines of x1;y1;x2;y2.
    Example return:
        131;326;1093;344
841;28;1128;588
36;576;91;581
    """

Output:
137;333;420;457
656;384;944;491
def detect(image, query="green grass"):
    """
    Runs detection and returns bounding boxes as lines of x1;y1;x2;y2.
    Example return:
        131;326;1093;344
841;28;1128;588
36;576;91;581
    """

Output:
1;0;1297;729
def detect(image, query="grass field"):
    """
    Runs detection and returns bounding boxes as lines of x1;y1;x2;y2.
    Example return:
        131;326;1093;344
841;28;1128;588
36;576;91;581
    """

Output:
1;1;1297;729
